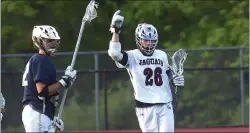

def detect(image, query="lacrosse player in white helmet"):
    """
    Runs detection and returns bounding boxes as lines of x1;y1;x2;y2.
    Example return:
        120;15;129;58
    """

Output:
108;10;185;132
21;25;77;132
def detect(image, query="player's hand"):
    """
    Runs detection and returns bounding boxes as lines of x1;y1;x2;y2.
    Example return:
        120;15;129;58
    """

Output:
53;117;64;131
59;66;77;89
173;74;184;87
110;10;124;34
50;92;59;107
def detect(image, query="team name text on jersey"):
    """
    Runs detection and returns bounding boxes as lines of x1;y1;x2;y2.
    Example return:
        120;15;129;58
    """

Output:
139;58;163;66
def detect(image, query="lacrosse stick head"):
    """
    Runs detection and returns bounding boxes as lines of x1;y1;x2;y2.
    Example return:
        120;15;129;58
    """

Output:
170;49;188;75
83;0;99;23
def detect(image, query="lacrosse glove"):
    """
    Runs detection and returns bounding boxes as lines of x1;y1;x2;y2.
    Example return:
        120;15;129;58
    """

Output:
173;74;184;87
53;116;64;131
110;10;124;34
59;66;77;89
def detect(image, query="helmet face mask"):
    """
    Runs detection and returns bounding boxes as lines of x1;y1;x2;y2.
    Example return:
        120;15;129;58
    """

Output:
41;38;60;56
136;37;158;55
135;23;158;56
32;25;60;56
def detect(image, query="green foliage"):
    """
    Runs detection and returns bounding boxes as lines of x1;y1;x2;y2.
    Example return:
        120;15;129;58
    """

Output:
229;97;249;125
2;125;24;132
61;80;139;130
176;70;247;127
2;0;249;131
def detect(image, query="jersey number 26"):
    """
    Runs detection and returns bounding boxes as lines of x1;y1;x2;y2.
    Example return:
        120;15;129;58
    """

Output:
144;67;163;86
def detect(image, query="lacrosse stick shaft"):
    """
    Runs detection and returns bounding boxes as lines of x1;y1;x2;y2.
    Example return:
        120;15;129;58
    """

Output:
71;20;87;69
170;49;187;120
57;20;87;119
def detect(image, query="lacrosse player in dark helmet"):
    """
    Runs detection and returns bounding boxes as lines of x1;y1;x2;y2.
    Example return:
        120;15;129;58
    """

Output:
22;25;77;132
108;10;185;132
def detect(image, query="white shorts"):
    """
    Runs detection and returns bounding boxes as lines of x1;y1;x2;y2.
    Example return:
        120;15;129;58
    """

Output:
22;104;55;132
135;102;174;132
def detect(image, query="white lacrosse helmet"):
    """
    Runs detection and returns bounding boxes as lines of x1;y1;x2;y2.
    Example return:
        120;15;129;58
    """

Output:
135;23;158;56
32;25;60;56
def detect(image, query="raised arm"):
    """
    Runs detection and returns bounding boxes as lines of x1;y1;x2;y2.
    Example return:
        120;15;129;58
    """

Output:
108;10;128;66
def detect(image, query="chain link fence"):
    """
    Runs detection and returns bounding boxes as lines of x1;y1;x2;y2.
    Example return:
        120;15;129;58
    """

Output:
1;47;249;131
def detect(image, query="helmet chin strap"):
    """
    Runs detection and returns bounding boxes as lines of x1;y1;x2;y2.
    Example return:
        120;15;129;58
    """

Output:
42;39;58;56
40;46;56;56
137;44;153;56
48;48;56;53
47;48;57;56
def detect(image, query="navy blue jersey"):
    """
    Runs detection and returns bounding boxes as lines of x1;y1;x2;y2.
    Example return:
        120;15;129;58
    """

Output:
22;53;57;120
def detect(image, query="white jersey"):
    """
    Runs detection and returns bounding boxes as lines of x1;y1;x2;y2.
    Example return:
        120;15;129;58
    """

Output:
116;49;172;103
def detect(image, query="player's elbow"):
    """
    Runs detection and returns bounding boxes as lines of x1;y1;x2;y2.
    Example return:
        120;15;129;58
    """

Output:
108;49;123;61
108;41;123;61
36;82;46;93
36;82;49;97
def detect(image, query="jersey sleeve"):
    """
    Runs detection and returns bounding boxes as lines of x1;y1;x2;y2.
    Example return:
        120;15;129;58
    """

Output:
32;59;51;85
115;50;134;68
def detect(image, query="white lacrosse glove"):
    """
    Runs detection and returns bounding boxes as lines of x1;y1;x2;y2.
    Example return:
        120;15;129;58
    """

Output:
53;117;64;131
110;10;124;34
59;66;77;89
173;74;184;87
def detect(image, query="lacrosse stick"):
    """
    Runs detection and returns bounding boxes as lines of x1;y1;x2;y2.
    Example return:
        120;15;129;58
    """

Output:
169;49;187;116
170;49;188;76
55;0;98;131
170;49;188;93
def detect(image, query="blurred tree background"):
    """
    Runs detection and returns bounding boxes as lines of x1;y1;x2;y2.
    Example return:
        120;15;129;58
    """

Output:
1;0;249;131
